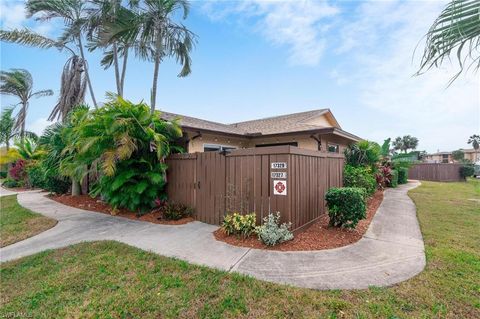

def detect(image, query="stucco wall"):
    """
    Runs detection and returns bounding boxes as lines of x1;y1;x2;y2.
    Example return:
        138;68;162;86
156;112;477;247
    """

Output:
184;130;351;154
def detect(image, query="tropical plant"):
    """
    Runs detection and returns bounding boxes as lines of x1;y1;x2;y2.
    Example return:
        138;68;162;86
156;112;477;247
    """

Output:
417;0;480;84
103;0;196;112
0;69;53;139
0;147;21;166
0;29;87;122
468;134;480;162
325;187;366;229
13;137;44;160
255;212;293;246
344;140;381;169
76;96;182;212
222;212;256;238
161;201;193;220
26;0;98;108
380;138;391;157
392;135;419;153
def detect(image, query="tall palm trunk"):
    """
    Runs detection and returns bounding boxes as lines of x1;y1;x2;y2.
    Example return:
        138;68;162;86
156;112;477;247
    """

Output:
120;46;128;97
112;42;122;97
77;36;98;108
20;100;27;141
151;33;162;113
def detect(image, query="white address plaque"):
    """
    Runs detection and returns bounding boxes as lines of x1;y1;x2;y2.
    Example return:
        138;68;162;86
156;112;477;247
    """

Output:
271;172;287;179
271;162;287;169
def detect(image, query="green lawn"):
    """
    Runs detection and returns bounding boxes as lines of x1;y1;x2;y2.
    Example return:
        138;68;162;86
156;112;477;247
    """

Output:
1;181;479;318
0;195;57;247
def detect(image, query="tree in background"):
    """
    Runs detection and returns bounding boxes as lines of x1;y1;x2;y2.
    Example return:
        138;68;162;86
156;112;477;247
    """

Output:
0;69;53;140
104;0;196;113
392;135;419;154
0;30;87;122
0;108;16;151
452;149;465;162
468;134;480;162
381;138;391;157
417;0;480;84
26;0;98;108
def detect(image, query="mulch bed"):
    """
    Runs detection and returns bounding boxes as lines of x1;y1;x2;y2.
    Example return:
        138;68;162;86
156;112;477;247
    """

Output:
214;190;384;251
49;194;194;225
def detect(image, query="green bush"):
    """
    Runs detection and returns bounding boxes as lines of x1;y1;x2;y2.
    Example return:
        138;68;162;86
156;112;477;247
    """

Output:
389;169;398;188
26;164;46;188
0;171;7;178
162;201;193;220
397;167;408;184
459;165;474;179
43;169;70;194
91;159;168;215
2;178;22;188
325;187;366;229
222;212;256;238
343;165;376;196
256;212;294;246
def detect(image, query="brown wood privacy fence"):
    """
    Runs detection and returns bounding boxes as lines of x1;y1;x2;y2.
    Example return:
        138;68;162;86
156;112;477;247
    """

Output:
166;146;344;231
408;163;463;182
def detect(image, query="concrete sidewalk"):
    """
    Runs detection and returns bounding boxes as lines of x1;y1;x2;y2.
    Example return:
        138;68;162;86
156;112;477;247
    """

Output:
0;182;425;290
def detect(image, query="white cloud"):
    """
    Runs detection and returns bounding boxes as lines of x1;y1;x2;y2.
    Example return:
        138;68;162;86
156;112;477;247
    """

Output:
0;1;27;30
332;0;480;152
29;117;51;136
0;1;53;36
201;0;339;66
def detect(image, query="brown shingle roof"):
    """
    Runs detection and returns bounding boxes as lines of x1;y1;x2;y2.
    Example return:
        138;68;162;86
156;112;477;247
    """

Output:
160;109;359;141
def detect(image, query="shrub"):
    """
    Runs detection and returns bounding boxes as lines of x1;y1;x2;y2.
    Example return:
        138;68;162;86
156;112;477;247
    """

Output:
343;165;376;196
344;141;381;168
90;160;168;215
256;212;293;246
9;159;26;181
162;201;193;220
43;169;70;194
0;171;7;178
459;164;474;179
325;187;366;229
26;164;46;188
2;177;22;188
389;169;398;188
376;165;392;189
222;212;257;238
397;167;408;184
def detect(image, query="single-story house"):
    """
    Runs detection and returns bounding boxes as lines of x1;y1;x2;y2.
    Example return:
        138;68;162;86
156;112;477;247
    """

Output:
161;109;360;154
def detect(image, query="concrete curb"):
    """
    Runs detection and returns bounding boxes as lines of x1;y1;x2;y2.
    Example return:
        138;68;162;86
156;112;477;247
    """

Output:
0;181;425;290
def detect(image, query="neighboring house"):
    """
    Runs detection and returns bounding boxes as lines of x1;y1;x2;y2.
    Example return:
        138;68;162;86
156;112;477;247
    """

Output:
161;109;360;154
424;149;480;163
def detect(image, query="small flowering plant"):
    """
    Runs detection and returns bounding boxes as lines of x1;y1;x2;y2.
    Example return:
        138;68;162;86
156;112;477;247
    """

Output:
222;212;256;238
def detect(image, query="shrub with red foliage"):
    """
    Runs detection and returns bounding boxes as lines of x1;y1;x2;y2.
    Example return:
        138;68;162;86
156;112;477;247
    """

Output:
9;159;27;181
376;165;393;189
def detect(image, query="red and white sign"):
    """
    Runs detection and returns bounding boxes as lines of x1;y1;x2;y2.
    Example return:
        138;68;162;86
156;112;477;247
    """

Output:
273;180;287;195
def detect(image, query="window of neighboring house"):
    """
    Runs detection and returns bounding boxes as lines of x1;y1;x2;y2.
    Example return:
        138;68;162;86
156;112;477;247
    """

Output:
203;144;236;152
255;142;298;148
441;154;449;163
328;143;339;153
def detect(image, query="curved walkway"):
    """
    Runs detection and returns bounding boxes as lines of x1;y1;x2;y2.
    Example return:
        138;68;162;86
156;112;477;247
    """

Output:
0;182;425;290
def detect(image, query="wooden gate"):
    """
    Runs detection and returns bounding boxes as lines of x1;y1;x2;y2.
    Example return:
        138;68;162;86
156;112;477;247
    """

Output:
166;146;345;231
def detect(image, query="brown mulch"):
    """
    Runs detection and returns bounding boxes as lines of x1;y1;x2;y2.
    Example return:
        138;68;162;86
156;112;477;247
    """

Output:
49;194;194;225
214;190;384;251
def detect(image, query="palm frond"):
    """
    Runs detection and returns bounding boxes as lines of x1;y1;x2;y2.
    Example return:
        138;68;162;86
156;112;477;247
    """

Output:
418;0;480;83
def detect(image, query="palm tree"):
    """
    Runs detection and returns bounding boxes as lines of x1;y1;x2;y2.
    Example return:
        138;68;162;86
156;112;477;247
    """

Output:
0;29;87;122
26;0;98;108
468;134;480;162
0;69;53;140
0;107;38;150
104;0;196;113
87;0;136;97
418;0;480;84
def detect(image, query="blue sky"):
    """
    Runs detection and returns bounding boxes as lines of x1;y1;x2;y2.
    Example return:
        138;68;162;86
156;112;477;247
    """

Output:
1;0;479;153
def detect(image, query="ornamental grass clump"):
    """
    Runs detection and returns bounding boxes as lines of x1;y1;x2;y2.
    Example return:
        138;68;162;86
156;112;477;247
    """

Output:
256;212;293;246
222;212;256;238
